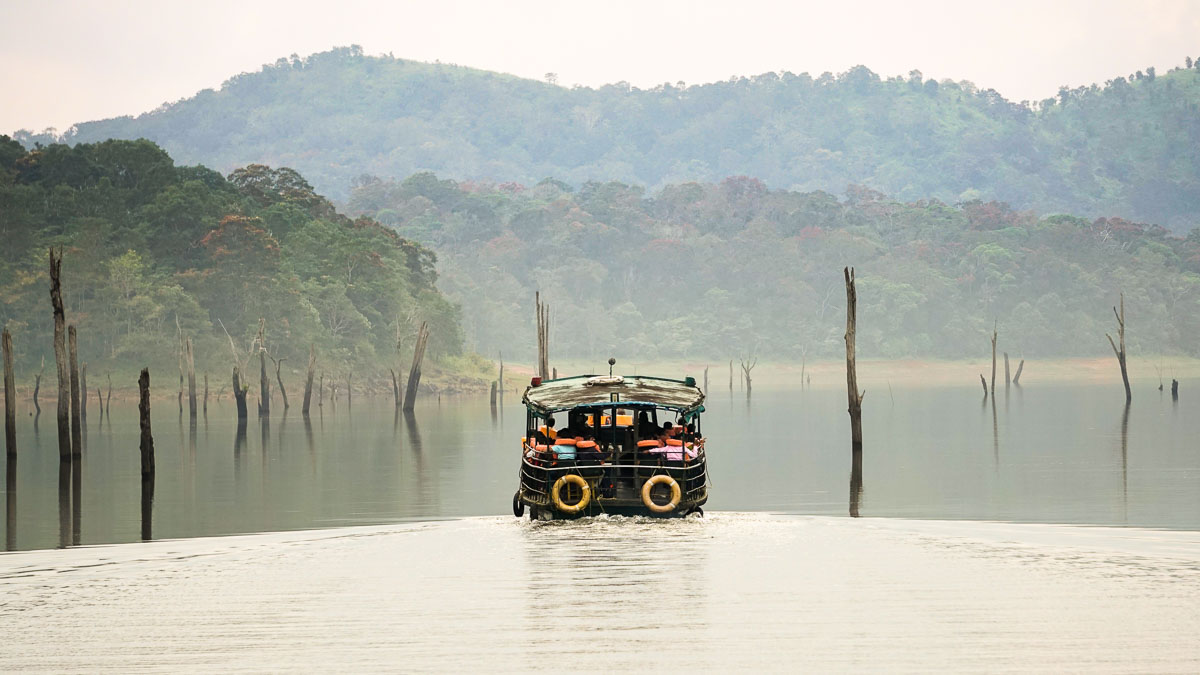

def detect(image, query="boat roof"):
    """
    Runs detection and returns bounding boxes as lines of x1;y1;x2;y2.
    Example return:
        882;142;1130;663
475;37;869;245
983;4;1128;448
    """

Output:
522;374;705;415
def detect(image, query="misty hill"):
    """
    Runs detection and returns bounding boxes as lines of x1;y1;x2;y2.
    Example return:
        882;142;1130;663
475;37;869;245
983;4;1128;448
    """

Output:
0;136;467;378
347;172;1200;363
28;46;1200;232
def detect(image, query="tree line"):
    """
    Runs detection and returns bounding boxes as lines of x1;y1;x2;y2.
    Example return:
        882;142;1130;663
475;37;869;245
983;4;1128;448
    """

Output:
16;46;1200;231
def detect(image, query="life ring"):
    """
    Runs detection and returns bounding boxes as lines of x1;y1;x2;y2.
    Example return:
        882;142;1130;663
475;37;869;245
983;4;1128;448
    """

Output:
551;474;591;514
641;474;681;513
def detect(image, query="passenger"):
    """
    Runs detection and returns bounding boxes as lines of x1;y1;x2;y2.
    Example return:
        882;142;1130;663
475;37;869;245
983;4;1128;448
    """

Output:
535;416;558;444
637;412;657;438
661;421;674;438
682;423;702;443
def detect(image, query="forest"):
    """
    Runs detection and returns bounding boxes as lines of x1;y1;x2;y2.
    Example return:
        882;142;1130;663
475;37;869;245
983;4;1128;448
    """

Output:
17;46;1200;232
0;136;473;384
346;172;1200;363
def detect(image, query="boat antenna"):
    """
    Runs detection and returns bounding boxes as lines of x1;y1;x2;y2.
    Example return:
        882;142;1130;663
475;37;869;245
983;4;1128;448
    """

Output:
608;357;616;376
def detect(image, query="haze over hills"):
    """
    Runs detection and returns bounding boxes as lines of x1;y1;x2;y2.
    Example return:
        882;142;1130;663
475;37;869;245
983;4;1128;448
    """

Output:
16;46;1200;233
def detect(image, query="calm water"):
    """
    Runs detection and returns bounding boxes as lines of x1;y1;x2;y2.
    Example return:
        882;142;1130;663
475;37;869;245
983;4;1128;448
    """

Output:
3;381;1199;551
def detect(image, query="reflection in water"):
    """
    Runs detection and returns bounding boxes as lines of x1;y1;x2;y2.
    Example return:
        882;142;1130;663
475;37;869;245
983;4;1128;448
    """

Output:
1120;403;1130;513
5;456;14;551
57;462;70;549
141;474;154;541
71;458;81;546
991;396;999;468
850;447;863;517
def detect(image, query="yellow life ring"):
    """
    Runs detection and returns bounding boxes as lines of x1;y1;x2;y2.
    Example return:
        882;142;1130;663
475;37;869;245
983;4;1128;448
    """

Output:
551;474;591;514
641;474;681;513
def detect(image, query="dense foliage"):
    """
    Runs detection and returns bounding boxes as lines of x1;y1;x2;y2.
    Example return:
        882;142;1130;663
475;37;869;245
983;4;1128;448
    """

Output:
0;137;463;377
23;46;1200;231
347;173;1200;362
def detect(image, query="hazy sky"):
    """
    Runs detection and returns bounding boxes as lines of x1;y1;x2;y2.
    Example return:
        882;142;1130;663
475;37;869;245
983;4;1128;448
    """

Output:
3;0;1199;134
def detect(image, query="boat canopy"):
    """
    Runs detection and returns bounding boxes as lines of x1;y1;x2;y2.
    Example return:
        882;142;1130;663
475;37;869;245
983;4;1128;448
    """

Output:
522;375;705;415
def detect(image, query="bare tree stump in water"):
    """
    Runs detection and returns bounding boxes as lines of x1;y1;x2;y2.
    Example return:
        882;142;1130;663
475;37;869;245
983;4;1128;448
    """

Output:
990;322;997;395
49;248;70;460
318;370;324;407
203;373;209;415
96;387;102;417
728;360;733;392
185;338;197;420
254;319;269;417
1106;293;1132;404
1004;352;1010;387
403;321;430;412
844;267;865;450
1172;379;1179;401
849;446;863;518
2;328;15;456
346;373;352;408
490;381;498;407
232;366;248;422
68;326;81;458
390;368;400;407
979;374;987;397
81;363;87;424
498;352;504;400
105;373;112;415
1013;359;1025;386
138;368;154;477
302;345;316;416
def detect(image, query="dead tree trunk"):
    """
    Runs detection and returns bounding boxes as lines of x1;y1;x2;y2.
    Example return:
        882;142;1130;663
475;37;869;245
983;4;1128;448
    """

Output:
490;381;498;407
270;355;289;411
498;352;504;400
32;357;43;416
232;366;248;422
390;368;400;407
96;387;102;417
844;267;865;450
318;371;324;407
704;366;709;395
740;357;758;397
346;373;352;408
68;325;81;458
81;363;87;424
186;338;197;420
49;248;70;460
403;321;430;412
535;292;550;380
990;322;997;395
728;360;733;392
979;374;988;397
138;368;154;478
1004;352;1011;388
2;328;15;456
258;349;270;417
203;373;209;415
1013;359;1025;386
1106;293;1132;404
1171;379;1179;401
302;345;315;416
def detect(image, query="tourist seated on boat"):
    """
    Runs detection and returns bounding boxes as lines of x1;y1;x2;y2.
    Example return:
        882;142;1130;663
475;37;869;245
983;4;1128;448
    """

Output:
682;423;702;444
535;417;557;444
552;436;578;461
644;429;697;462
637;412;657;438
661;421;674;438
575;434;605;463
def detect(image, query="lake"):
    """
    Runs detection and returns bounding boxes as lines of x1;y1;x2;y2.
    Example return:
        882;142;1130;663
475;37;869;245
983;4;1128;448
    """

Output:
3;380;1200;671
3;380;1200;551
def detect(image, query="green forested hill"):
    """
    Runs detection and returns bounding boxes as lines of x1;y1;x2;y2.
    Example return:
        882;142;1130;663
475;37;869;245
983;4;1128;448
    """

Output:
0;136;465;378
23;46;1200;231
347;173;1200;362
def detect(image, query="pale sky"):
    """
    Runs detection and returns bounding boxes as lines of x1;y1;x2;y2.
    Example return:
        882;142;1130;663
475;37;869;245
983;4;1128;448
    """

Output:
2;0;1199;135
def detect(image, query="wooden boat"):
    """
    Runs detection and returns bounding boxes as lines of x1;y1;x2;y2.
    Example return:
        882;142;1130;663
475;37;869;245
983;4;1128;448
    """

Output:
513;367;708;520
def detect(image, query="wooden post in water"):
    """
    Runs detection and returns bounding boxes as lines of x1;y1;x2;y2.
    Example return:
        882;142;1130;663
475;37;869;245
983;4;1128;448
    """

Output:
844;267;865;451
403;321;430;412
1004;352;1011;388
203;373;209;415
1171;379;1179;401
49;248;70;460
989;321;997;395
81;363;87;424
68;325;82;458
138;368;154;476
2;328;15;456
302;345;316;416
1013;359;1025;386
1106;293;1132;404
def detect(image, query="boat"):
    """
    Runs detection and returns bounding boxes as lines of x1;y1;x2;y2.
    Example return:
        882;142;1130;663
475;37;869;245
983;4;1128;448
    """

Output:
513;362;709;520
